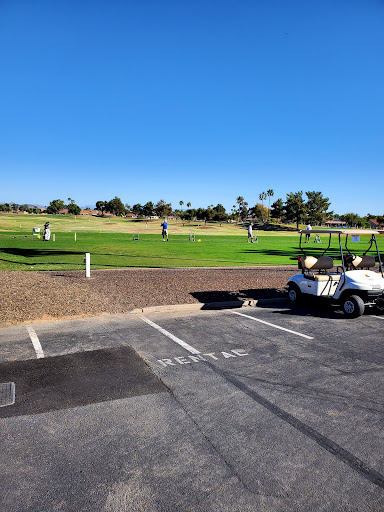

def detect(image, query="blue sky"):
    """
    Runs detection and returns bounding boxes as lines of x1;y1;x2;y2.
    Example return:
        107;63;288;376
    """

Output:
1;0;383;216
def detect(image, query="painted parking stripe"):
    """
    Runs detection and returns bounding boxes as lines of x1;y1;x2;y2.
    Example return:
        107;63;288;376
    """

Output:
231;311;314;339
140;316;201;355
26;325;45;359
372;316;384;320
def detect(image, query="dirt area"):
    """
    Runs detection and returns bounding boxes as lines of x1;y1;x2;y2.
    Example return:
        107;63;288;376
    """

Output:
0;266;297;327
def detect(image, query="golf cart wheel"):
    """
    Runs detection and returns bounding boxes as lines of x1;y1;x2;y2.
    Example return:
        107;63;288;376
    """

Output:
288;283;301;304
342;295;365;318
375;297;384;315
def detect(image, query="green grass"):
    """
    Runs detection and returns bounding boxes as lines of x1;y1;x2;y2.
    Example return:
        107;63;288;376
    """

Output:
0;214;383;271
0;232;297;270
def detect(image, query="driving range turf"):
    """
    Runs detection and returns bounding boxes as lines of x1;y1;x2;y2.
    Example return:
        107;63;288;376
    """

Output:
1;215;382;271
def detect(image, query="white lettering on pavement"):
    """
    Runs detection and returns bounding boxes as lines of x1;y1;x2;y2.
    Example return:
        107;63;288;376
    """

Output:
157;349;249;367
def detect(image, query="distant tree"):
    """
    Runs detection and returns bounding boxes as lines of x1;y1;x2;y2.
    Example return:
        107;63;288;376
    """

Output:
249;203;267;221
258;192;267;221
340;212;367;228
46;199;66;214
179;201;184;211
67;202;81;215
195;207;206;221
19;204;31;212
183;208;195;221
305;191;331;225
66;198;81;215
236;196;244;216
125;204;132;213
107;196;126;216
187;202;191;208
203;206;214;221
212;204;227;222
32;208;41;214
95;200;107;215
155;199;172;218
132;204;143;216
270;198;284;221
236;196;248;221
284;191;306;229
142;202;154;217
266;189;274;221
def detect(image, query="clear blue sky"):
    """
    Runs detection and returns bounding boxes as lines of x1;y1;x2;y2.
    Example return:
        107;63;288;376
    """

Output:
1;0;383;216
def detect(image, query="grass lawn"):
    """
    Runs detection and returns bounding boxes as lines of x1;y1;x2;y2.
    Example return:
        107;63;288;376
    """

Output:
0;214;383;271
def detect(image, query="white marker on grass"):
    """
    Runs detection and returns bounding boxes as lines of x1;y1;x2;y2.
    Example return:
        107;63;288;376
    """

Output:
85;253;91;278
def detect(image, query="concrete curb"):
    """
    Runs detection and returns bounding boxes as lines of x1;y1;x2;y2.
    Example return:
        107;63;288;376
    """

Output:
257;297;288;306
130;297;287;315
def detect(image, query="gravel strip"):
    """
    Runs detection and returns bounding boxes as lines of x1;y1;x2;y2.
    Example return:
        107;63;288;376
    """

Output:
0;266;297;327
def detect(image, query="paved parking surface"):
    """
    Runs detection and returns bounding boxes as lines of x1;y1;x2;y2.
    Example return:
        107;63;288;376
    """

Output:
0;303;383;511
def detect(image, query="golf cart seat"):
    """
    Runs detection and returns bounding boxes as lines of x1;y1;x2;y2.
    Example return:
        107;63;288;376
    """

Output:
302;255;341;281
351;255;376;269
302;255;333;270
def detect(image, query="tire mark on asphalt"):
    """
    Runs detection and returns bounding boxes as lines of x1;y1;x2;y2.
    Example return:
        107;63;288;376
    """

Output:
209;363;384;490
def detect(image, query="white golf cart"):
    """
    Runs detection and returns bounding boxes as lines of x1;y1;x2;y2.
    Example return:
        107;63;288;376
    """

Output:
287;229;384;317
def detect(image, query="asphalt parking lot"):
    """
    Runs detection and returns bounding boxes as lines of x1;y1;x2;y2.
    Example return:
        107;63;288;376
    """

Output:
1;302;384;511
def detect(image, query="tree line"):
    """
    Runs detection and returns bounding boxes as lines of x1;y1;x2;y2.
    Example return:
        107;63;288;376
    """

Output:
1;191;383;227
0;199;83;216
0;202;42;214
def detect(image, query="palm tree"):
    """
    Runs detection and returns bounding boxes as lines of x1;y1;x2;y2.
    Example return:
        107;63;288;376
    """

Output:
179;201;184;211
259;192;267;222
187;202;191;208
267;189;274;222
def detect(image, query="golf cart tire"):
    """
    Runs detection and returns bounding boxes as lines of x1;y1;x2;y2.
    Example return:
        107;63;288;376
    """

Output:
375;297;384;315
288;283;302;305
342;294;365;318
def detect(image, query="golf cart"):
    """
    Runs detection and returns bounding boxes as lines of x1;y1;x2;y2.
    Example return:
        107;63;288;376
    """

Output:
287;229;384;317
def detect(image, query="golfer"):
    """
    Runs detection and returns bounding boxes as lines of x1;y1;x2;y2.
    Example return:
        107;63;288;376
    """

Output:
161;219;169;241
247;223;253;243
305;223;312;242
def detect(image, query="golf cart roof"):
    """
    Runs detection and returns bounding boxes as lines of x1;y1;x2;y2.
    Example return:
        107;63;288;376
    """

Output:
300;229;381;235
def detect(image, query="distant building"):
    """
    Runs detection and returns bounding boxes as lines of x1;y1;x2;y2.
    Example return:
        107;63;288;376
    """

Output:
324;220;347;228
368;218;384;230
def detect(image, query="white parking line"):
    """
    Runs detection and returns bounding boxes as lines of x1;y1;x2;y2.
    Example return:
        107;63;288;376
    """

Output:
372;316;384;320
26;325;45;358
140;316;201;355
231;311;314;339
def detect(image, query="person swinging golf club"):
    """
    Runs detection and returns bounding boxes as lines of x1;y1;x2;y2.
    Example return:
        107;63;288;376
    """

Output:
161;219;169;241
